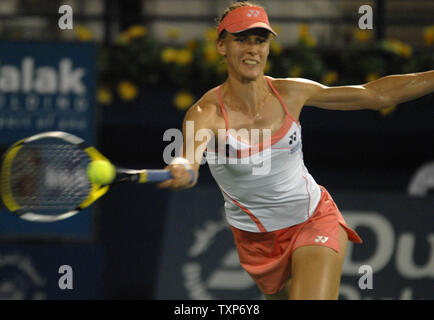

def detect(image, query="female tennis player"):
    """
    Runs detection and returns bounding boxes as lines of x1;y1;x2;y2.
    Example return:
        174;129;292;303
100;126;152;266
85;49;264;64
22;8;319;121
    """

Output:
158;2;434;300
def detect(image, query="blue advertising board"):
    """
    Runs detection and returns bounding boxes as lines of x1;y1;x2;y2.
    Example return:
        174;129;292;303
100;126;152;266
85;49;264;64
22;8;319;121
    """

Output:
0;243;104;299
0;41;96;238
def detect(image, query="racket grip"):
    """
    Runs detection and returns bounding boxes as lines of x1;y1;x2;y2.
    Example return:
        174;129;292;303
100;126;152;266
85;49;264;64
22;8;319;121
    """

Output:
145;169;196;184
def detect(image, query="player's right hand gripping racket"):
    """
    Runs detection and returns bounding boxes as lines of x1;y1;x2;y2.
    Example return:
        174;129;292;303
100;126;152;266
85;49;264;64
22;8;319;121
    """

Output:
0;131;195;222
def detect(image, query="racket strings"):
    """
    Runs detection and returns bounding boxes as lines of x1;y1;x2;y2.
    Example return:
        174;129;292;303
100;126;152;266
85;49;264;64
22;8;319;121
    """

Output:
9;143;92;212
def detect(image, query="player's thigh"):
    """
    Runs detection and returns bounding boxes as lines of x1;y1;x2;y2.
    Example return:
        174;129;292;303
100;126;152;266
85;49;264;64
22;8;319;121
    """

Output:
289;225;348;300
264;278;291;300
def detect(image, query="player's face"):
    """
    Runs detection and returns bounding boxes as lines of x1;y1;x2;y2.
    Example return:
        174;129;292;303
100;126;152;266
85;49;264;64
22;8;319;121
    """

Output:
218;29;270;82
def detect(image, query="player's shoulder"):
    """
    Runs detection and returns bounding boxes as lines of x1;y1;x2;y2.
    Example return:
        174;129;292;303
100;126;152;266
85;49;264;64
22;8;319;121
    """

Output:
184;86;221;129
267;76;323;96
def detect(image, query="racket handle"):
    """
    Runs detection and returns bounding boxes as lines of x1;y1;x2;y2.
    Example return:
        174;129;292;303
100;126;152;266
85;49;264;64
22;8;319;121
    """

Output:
144;170;172;182
145;169;196;184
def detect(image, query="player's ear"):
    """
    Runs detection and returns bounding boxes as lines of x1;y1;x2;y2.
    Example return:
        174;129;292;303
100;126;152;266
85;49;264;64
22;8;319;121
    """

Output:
216;37;227;57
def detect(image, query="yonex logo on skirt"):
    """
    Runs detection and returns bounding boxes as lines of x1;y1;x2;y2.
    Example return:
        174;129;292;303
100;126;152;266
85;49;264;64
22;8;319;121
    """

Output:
315;236;329;243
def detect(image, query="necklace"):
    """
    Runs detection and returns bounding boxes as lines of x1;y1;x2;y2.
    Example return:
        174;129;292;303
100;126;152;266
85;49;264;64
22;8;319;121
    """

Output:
224;85;271;119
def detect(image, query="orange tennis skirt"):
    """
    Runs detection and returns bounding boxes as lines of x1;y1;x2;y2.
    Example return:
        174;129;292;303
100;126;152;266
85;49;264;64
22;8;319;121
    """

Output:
231;186;362;295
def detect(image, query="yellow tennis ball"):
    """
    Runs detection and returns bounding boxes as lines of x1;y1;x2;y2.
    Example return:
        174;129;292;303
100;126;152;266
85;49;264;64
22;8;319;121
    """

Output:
87;160;116;185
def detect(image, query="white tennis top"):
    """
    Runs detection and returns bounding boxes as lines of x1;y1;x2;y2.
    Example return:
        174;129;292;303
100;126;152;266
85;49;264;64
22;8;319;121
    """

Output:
205;77;321;233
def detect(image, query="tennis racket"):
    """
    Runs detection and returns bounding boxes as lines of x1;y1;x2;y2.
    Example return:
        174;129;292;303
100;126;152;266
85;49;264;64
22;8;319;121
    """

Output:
0;131;195;222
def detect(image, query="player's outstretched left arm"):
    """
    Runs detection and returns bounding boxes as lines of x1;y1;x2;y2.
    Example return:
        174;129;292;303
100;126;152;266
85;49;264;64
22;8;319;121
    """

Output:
302;70;434;111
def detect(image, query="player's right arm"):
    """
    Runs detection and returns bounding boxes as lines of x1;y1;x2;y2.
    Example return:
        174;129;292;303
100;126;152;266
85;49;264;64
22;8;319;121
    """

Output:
157;98;217;190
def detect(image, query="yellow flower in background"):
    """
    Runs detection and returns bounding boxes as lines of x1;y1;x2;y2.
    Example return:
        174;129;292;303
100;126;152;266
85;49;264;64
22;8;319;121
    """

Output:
271;25;282;35
204;42;219;64
161;47;178;63
166;27;181;39
174;91;194;110
379;105;397;117
365;73;379;82
117;81;138;101
161;47;192;65
322;71;338;86
97;88;113;105
424;25;434;45
299;24;310;39
298;24;316;47
398;43;412;57
205;28;218;41
126;25;147;40
75;25;93;41
264;61;271;74
187;40;198;51
383;39;412;58
354;29;373;43
216;61;227;75
303;36;316;47
175;49;193;66
270;41;283;55
289;66;302;78
116;32;129;45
